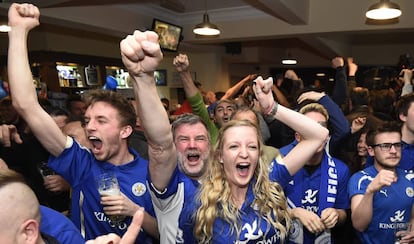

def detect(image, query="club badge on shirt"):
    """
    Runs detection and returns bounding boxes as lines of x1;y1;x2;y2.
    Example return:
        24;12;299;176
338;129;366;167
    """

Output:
132;182;146;196
406;187;414;198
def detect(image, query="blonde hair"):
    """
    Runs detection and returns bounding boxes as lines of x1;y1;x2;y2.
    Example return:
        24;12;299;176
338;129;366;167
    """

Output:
194;120;291;243
298;103;329;120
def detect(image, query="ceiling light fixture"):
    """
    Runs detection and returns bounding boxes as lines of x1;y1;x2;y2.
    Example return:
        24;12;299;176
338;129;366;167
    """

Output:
365;0;402;20
193;0;220;36
193;13;220;36
281;50;297;65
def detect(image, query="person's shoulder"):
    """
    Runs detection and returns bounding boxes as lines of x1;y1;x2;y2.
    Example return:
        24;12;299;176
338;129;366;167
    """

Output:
40;205;84;242
350;166;376;180
40;233;60;244
40;205;73;225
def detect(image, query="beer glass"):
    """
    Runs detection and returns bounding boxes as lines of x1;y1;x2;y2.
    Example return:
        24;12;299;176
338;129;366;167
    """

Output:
96;172;125;225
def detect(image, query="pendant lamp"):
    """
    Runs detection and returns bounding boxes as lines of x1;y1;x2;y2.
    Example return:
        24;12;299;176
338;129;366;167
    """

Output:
193;0;220;36
365;0;402;20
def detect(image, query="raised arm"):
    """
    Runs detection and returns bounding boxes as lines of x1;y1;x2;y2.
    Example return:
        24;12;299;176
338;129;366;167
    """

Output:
120;30;176;191
347;57;358;96
221;74;256;100
7;3;66;156
173;53;218;142
297;91;350;149
400;68;414;96
253;76;329;175
331;57;347;106
173;54;198;97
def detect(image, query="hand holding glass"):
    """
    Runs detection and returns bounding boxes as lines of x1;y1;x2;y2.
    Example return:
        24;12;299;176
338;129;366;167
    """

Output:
96;173;125;225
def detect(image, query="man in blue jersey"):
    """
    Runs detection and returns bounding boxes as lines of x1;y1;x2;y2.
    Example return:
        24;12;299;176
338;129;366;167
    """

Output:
348;122;414;243
279;103;350;244
7;3;157;242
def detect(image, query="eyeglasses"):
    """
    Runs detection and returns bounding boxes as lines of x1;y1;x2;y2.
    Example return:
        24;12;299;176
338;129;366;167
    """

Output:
371;142;402;151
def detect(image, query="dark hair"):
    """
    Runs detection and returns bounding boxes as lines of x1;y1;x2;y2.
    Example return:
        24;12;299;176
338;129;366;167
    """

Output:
350;87;370;108
397;53;414;70
366;121;401;147
0;96;12;106
46;106;69;117
83;90;137;129
215;91;225;101
213;99;236;115
66;95;83;107
161;97;170;110
395;93;414;121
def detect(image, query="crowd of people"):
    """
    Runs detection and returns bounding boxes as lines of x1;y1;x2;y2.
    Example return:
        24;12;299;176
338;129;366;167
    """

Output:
2;2;414;244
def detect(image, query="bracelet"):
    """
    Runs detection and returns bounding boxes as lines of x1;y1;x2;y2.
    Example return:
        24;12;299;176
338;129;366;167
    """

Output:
264;101;278;123
266;101;278;115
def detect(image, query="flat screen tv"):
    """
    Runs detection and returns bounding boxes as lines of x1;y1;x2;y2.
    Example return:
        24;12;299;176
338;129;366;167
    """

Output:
152;19;182;52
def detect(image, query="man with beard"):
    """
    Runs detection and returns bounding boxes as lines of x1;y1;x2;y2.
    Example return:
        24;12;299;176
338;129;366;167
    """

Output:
6;3;157;242
348;122;414;243
172;114;210;179
150;113;210;243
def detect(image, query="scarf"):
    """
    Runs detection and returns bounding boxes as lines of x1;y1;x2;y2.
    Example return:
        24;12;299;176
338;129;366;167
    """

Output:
281;141;338;243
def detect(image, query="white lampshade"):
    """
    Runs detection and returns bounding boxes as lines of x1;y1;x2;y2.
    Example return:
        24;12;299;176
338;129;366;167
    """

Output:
366;0;402;20
193;13;220;36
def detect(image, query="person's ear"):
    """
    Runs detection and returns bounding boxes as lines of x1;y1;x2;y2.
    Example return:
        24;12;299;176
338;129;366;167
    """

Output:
120;125;133;139
367;146;375;157
21;219;40;243
399;113;407;123
216;152;223;164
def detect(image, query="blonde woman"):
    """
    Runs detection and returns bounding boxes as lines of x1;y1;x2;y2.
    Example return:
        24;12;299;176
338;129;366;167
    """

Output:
190;119;292;243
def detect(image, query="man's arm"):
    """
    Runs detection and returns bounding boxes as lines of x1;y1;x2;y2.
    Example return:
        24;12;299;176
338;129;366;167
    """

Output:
400;69;414;96
173;54;218;142
297;91;350;153
350;169;396;231
331;57;347;106
221;74;256;100
346;57;358;101
7;3;66;156
350;194;374;232
173;54;199;98
120;30;176;191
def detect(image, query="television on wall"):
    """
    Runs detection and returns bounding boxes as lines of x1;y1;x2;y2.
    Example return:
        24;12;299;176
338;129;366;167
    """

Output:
152;19;182;52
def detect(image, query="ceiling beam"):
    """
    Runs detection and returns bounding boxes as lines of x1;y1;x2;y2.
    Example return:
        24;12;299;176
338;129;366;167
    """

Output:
244;0;309;25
